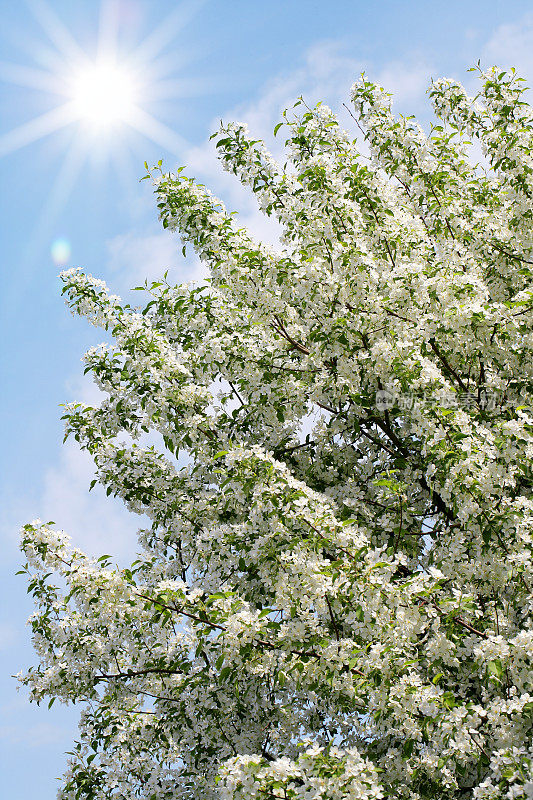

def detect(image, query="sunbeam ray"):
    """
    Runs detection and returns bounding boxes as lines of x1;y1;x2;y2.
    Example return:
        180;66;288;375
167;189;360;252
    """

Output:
24;132;87;262
126;106;189;156
0;61;62;95
2;132;88;318
111;135;143;207
134;0;207;64
0;103;76;158
40;134;88;227
97;0;120;60
27;0;90;66
1;0;205;197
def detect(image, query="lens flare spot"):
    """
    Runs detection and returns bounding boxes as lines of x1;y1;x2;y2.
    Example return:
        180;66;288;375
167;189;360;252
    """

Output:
51;238;71;266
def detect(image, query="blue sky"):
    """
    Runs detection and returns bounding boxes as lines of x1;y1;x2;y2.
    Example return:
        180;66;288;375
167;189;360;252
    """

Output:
1;1;533;796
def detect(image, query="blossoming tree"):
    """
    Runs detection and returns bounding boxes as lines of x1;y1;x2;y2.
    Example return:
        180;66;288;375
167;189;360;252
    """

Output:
20;66;533;800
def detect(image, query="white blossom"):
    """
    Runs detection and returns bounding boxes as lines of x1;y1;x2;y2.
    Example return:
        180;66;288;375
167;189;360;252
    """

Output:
18;66;533;800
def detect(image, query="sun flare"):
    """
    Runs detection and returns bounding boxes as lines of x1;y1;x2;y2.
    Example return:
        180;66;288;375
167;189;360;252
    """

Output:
0;0;202;257
0;0;196;159
69;61;139;130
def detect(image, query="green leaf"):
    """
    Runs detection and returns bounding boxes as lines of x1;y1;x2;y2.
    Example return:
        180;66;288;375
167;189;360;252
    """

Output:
487;659;503;679
402;739;414;758
442;691;456;709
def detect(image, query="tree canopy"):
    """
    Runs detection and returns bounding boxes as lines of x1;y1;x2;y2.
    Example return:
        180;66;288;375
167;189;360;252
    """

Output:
20;65;533;800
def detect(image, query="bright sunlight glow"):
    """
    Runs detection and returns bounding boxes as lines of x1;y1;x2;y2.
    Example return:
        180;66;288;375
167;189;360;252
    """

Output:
0;0;195;232
69;61;138;129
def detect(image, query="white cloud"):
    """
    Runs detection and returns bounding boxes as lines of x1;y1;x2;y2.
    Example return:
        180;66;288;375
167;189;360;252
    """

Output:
63;370;105;407
38;440;142;563
374;58;435;108
18;373;143;564
106;228;206;292
219;40;432;146
179;42;434;254
188;40;433;180
28;372;181;565
483;13;533;82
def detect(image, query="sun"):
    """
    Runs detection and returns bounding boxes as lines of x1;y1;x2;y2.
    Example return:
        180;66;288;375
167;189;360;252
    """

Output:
0;0;197;159
0;0;202;257
69;60;139;130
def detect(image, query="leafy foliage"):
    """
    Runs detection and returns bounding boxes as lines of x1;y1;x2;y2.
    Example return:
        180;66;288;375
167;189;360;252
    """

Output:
19;65;533;799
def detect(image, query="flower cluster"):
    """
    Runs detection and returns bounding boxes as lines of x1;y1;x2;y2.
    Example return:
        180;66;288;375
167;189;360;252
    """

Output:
19;66;533;800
